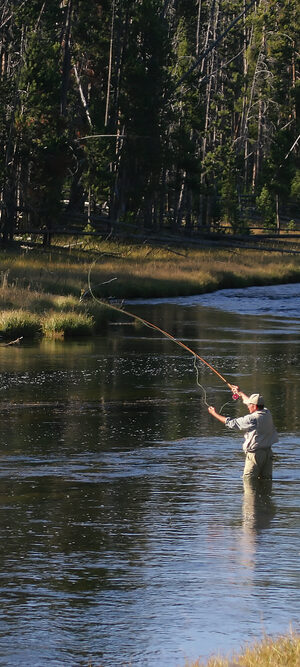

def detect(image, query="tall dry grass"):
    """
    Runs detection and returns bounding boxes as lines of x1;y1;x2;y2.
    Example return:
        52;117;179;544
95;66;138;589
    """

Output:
42;311;95;338
186;632;300;667
1;241;300;338
1;242;300;300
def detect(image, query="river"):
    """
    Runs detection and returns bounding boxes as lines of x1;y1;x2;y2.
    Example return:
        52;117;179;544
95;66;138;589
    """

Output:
0;283;299;666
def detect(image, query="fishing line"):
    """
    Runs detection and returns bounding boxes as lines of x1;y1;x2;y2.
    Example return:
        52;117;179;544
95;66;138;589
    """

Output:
193;355;235;413
87;264;237;402
219;400;233;415
193;355;209;407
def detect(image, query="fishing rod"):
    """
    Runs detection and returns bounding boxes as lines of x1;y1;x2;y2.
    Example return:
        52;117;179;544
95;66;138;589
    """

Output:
87;267;239;401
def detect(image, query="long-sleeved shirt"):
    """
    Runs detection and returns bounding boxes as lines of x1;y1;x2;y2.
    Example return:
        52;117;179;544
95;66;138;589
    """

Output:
225;408;279;453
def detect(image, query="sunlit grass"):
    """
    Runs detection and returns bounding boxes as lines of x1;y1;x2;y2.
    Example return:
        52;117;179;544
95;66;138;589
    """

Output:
0;309;41;339
42;311;95;338
1;240;300;339
1;242;300;300
185;632;300;667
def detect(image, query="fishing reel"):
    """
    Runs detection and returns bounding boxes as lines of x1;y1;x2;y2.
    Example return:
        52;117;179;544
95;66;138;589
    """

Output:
232;392;239;400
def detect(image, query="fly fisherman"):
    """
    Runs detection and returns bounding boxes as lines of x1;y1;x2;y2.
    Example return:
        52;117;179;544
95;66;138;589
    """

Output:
208;386;278;480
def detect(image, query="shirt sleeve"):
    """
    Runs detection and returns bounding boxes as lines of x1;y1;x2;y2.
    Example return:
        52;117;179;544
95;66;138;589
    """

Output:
225;415;257;432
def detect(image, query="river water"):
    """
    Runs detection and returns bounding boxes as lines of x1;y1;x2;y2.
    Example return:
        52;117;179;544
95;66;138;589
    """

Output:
0;283;299;666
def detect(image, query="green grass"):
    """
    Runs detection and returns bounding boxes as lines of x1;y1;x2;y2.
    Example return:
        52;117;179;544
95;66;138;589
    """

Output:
185;632;300;666
42;311;95;338
1;239;300;339
0;309;41;339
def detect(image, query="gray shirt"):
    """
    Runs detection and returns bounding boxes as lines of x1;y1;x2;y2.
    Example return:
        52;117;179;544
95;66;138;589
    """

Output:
225;408;279;453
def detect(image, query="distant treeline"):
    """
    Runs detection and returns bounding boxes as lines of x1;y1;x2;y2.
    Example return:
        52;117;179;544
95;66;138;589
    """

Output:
0;0;299;244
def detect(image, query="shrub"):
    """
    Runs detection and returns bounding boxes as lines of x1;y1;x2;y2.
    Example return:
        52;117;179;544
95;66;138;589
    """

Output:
290;170;300;201
256;185;276;229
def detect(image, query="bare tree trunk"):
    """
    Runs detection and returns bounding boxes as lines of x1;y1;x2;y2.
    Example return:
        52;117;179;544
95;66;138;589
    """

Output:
109;4;131;225
60;0;73;117
185;189;193;233
175;170;186;229
241;0;250;188
199;0;219;229
73;63;93;129
242;28;265;192
276;194;280;234
1;130;18;243
291;39;296;120
254;97;263;190
105;0;116;127
196;0;202;57
0;9;22;243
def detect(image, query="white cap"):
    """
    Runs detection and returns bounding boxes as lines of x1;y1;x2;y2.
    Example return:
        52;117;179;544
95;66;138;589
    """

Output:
245;393;264;406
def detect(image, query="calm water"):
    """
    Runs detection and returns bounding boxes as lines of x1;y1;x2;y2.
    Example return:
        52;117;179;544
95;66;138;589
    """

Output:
0;283;300;666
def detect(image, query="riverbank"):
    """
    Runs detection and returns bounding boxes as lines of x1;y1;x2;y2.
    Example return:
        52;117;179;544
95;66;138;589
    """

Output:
185;632;300;666
1;239;300;339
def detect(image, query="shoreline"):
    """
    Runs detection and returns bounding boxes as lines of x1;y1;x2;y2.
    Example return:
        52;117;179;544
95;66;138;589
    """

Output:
1;240;300;340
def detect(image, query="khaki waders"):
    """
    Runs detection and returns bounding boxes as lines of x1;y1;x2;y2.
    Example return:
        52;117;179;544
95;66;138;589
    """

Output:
243;448;273;479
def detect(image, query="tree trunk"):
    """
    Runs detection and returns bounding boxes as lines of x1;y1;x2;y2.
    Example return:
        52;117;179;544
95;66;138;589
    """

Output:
196;0;202;57
60;0;73;117
199;0;219;229
73;63;93;129
276;194;280;234
105;0;116;127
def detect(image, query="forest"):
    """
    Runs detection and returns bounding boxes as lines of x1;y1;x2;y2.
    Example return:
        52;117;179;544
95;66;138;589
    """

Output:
0;0;299;244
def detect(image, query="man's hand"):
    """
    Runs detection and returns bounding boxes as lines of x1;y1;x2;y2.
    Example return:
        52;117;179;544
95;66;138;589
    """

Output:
208;405;227;424
231;385;250;403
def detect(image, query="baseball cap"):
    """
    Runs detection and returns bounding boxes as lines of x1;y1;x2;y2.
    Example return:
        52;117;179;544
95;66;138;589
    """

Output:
245;393;264;406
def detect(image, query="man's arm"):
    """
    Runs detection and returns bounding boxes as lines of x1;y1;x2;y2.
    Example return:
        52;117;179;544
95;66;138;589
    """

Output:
208;385;250;425
208;405;251;431
208;406;227;424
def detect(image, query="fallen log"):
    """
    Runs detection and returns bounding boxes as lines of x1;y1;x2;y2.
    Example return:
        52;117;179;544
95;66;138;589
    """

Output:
2;336;24;347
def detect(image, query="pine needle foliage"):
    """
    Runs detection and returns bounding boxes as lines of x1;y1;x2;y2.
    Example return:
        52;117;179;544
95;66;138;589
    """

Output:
0;0;298;240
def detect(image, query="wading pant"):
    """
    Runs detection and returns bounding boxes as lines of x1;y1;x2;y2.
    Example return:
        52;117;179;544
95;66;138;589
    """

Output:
243;448;273;480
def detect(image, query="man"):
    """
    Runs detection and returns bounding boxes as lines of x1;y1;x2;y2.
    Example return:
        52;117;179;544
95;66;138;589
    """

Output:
208;386;278;479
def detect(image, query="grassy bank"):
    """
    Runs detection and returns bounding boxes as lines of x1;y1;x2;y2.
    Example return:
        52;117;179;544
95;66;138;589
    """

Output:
1;239;300;339
185;632;300;666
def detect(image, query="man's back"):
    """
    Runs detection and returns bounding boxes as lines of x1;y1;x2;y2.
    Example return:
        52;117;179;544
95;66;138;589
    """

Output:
225;407;278;452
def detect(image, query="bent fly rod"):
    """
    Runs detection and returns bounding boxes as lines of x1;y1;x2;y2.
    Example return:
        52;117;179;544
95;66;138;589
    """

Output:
87;268;238;399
